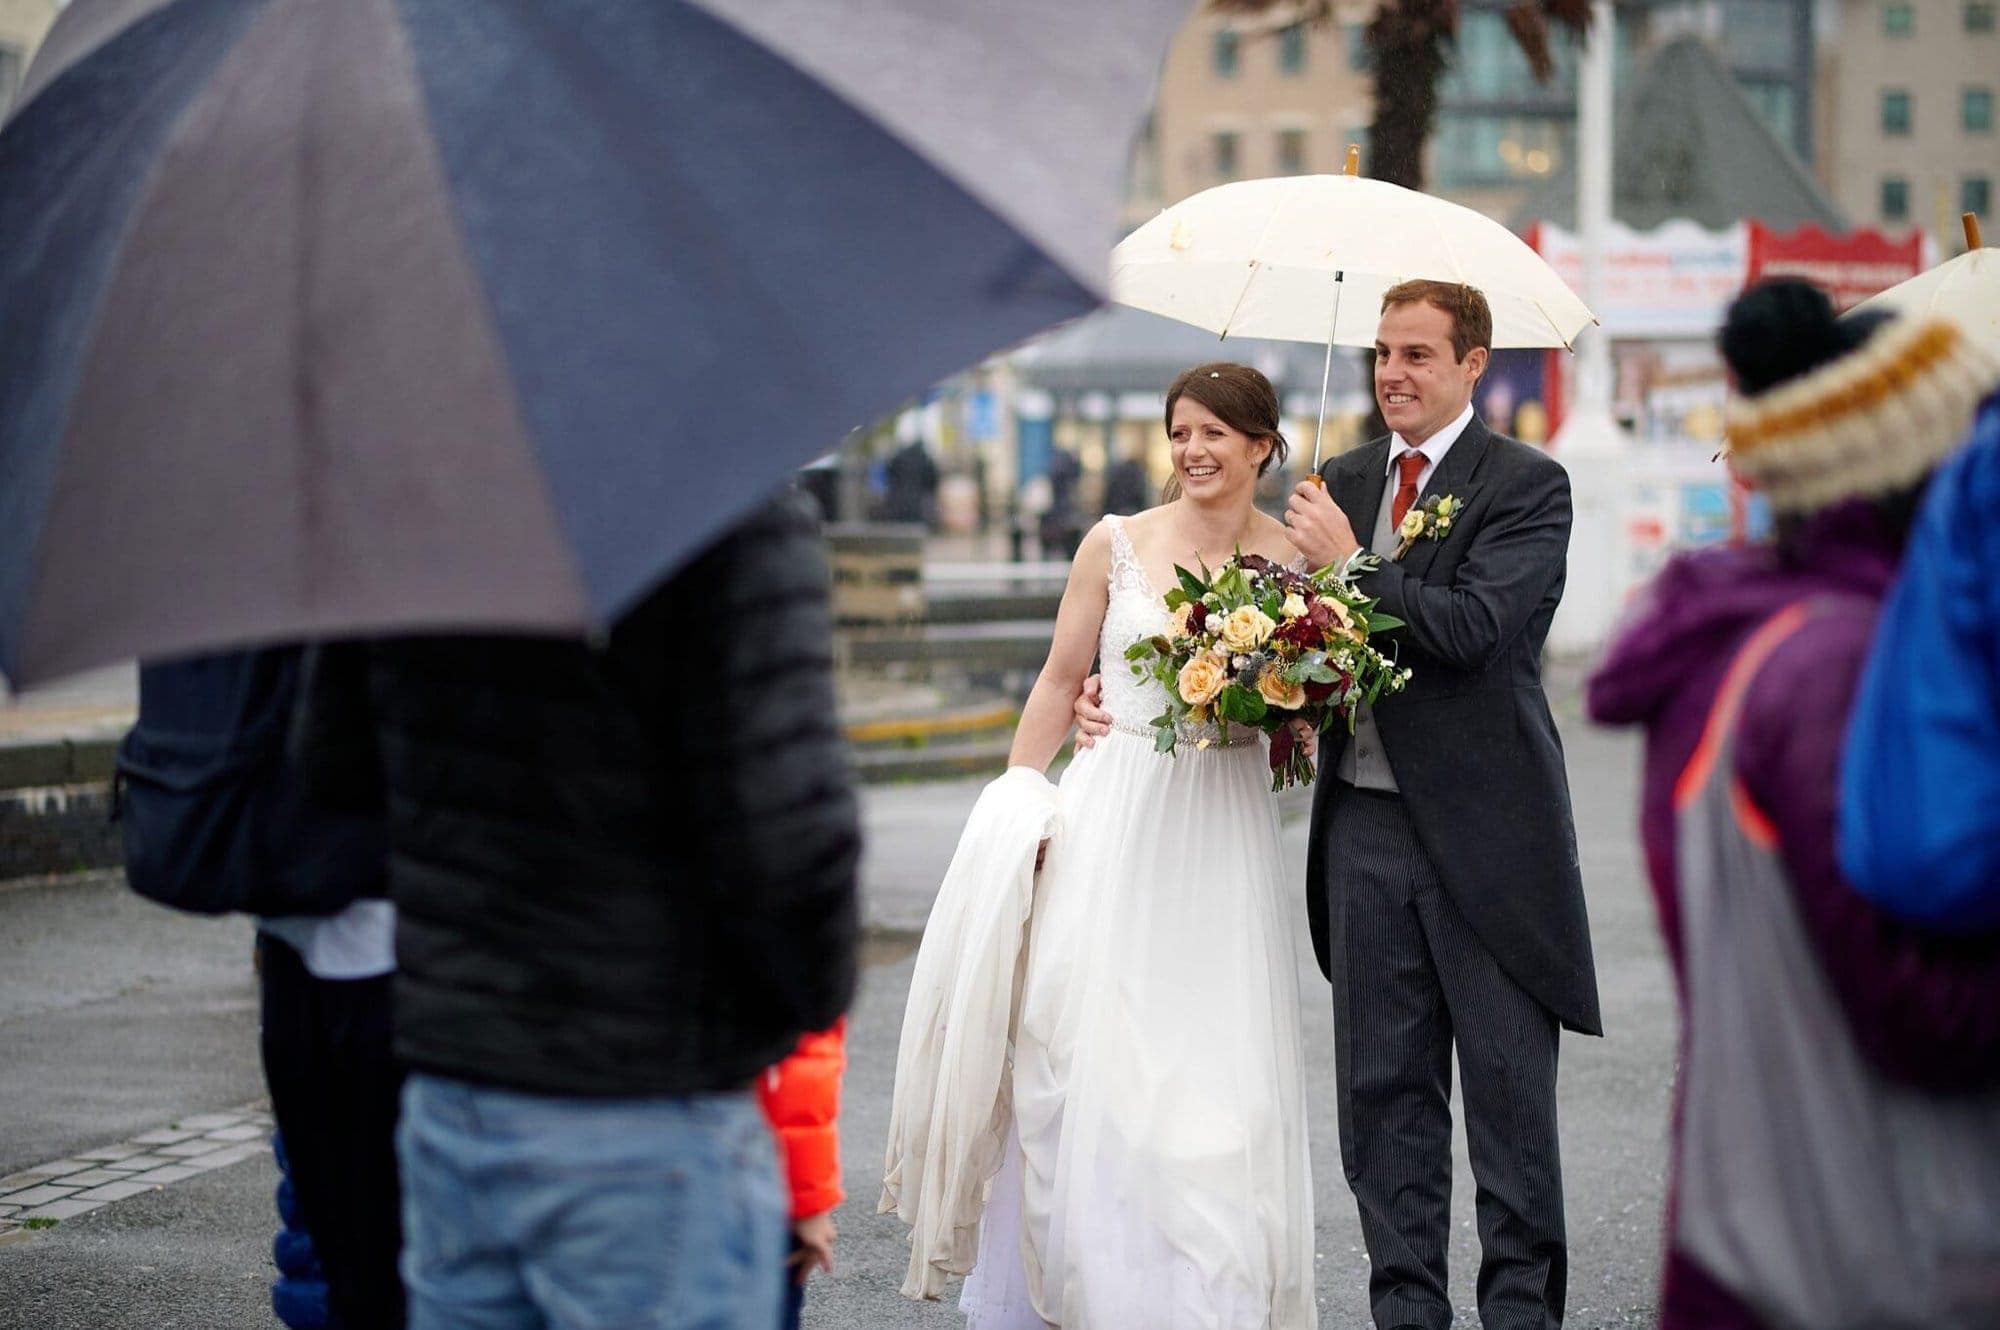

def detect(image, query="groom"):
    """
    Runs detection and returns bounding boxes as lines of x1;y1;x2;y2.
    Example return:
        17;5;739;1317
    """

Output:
1285;280;1600;1329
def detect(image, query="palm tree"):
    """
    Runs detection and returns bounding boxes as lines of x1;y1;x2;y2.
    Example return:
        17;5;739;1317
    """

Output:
1213;0;1591;191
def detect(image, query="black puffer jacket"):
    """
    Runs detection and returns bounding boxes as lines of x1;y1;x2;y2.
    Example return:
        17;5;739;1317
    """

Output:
298;493;860;1097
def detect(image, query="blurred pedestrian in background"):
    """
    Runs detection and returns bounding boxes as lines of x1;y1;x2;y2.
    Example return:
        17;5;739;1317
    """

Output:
298;492;861;1330
118;649;403;1328
1038;444;1085;559
759;1019;847;1330
1101;446;1152;516
883;436;941;527
1839;389;2000;934
1587;280;2000;1330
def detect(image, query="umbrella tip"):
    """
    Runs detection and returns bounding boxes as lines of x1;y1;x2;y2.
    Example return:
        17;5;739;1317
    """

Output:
1966;212;1985;250
1344;144;1361;177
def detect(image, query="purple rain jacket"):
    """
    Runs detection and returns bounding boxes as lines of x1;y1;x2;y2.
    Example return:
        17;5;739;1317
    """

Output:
1587;500;2000;1329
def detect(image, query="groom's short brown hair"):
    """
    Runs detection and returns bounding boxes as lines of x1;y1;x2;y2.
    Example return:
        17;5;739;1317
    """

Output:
1380;280;1493;364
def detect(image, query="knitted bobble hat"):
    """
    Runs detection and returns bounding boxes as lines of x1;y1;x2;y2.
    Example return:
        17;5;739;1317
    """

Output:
1722;287;2000;516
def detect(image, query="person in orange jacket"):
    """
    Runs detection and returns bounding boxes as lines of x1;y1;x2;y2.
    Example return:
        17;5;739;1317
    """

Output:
758;1018;846;1329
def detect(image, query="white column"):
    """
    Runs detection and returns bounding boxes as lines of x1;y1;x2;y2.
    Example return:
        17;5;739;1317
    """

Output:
1548;0;1631;658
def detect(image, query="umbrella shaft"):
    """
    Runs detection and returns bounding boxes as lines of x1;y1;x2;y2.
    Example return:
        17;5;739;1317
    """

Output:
1312;272;1346;472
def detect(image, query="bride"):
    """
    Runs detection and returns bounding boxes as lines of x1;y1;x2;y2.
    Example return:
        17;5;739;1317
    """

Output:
961;362;1317;1329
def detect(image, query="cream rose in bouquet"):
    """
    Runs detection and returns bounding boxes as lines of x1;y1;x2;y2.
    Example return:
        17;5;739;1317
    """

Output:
1124;552;1412;789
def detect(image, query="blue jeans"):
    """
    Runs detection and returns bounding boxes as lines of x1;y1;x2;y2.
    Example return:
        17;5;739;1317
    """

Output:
398;1073;786;1330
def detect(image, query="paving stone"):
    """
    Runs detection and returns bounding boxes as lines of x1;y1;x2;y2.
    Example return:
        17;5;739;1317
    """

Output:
174;1113;244;1131
0;1205;16;1218
157;1141;226;1158
32;1160;96;1177
71;1181;157;1203
188;1144;264;1169
73;1144;144;1163
203;1123;267;1143
1;1186;79;1206
19;1198;106;1222
0;1225;27;1249
0;1172;54;1192
103;1154;178;1171
129;1128;199;1145
53;1170;129;1187
126;1166;198;1185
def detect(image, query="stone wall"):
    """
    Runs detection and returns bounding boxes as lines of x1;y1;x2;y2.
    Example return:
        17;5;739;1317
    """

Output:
0;783;120;882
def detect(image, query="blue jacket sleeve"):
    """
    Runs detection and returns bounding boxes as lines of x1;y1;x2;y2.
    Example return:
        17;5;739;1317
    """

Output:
1839;398;2000;932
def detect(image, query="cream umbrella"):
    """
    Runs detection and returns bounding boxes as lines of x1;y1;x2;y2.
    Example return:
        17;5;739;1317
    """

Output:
1851;215;1998;355
1111;148;1595;468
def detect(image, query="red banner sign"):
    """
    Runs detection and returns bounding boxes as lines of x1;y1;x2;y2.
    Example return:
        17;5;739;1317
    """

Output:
1745;222;1925;310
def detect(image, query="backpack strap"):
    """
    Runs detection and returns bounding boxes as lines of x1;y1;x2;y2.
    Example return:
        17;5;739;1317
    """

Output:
1671;600;1817;843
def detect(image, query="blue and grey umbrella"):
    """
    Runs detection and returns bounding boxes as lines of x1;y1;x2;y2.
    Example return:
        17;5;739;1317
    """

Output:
0;0;1189;685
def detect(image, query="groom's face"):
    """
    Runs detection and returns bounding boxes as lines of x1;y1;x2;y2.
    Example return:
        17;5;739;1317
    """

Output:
1374;301;1488;446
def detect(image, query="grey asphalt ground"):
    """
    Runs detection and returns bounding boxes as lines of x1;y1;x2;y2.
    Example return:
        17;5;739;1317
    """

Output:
0;703;1672;1329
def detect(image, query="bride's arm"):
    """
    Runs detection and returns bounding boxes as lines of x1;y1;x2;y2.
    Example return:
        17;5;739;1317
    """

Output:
1007;522;1114;775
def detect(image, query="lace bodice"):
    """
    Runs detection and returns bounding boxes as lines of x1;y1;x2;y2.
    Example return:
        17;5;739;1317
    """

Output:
1099;515;1273;748
1100;515;1176;734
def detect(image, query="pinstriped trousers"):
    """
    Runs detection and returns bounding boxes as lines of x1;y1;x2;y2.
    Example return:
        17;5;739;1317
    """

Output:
1326;786;1567;1330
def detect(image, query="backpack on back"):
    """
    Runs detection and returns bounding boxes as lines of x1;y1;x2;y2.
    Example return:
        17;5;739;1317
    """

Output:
115;647;384;916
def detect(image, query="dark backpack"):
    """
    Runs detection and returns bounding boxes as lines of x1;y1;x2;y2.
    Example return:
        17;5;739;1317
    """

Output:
114;647;384;915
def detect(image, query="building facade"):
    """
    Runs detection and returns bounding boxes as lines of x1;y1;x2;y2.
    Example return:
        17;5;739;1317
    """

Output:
1821;0;1999;249
0;0;59;117
1133;1;1826;227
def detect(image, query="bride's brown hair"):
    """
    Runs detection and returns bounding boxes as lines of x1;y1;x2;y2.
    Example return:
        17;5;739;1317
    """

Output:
1160;363;1289;502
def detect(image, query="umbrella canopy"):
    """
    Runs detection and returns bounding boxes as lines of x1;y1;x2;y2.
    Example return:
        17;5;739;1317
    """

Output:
1851;245;2000;356
0;0;1190;686
1112;173;1596;350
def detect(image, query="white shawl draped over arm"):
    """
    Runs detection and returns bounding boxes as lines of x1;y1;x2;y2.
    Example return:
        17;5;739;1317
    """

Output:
879;765;1060;1300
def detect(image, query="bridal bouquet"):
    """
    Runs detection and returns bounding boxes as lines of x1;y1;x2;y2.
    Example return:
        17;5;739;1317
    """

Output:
1123;553;1411;790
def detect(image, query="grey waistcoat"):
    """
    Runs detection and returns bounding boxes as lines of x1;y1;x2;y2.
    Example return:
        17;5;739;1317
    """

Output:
1335;471;1403;791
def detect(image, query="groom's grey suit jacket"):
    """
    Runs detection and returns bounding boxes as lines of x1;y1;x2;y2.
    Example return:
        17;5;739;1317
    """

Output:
1307;417;1602;1036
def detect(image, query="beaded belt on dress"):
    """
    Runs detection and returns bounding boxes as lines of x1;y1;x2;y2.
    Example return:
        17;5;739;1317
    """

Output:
1110;718;1262;748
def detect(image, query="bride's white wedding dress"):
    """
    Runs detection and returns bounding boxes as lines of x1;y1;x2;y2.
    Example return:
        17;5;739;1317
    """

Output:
962;514;1315;1330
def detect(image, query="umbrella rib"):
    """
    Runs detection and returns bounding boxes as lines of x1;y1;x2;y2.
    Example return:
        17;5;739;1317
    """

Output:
1219;183;1291;340
1531;295;1578;352
1219;261;1259;340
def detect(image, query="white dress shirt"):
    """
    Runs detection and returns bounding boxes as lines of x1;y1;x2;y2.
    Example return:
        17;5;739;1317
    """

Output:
1384;401;1476;494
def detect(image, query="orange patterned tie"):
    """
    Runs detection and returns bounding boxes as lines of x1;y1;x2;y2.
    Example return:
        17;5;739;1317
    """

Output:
1390;451;1428;530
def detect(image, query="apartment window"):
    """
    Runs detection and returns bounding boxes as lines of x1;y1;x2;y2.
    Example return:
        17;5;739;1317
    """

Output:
1882;89;1912;135
1881;176;1911;221
1213;131;1240;180
1722;0;1798;70
1884;3;1915;36
1434;115;1570;190
1741;79;1798;148
1967;176;1993;217
1279;23;1307;75
1346;23;1369;72
1277;128;1307;174
1966;87;1995;132
1969;4;1997;33
1213;28;1240;77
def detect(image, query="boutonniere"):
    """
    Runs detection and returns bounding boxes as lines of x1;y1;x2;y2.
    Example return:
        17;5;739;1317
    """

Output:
1393;494;1463;561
